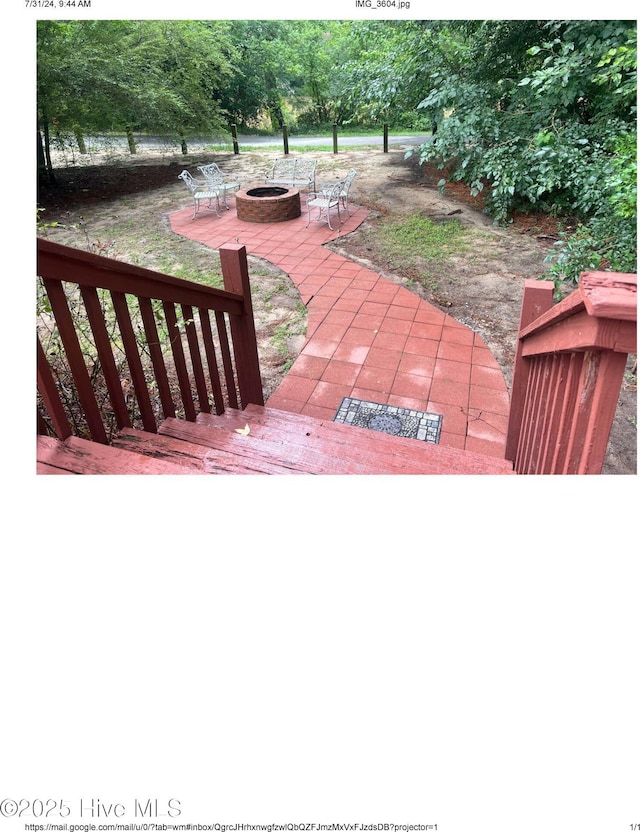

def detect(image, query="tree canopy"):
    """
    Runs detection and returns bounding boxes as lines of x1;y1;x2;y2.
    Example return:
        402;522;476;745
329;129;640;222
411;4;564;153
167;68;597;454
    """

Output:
37;19;636;285
37;19;234;171
406;20;636;284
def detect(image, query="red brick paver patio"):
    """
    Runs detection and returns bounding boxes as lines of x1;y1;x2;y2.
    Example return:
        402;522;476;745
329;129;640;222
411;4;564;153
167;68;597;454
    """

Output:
169;195;510;458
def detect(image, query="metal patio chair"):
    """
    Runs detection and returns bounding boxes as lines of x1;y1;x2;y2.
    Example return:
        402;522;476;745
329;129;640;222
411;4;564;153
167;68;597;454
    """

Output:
178;170;222;219
339;168;358;215
305;181;344;230
197;163;240;211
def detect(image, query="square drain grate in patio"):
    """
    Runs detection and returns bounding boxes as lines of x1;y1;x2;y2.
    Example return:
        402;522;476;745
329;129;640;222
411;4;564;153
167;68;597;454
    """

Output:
334;397;442;444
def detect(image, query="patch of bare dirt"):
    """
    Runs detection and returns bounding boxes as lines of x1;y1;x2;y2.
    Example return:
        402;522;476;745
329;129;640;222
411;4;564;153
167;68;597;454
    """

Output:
38;142;636;474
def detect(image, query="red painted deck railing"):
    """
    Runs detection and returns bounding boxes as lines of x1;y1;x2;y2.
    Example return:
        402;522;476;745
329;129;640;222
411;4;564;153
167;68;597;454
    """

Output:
37;239;264;444
505;271;637;474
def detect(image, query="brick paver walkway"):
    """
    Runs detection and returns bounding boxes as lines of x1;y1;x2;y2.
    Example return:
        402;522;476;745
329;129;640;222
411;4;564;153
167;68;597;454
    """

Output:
169;195;510;457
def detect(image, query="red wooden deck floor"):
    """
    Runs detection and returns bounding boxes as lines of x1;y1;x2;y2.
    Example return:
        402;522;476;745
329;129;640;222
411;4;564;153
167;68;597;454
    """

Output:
169;195;510;458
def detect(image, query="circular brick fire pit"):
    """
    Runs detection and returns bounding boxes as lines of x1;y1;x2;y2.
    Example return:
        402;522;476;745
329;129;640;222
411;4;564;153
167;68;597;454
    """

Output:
236;186;301;223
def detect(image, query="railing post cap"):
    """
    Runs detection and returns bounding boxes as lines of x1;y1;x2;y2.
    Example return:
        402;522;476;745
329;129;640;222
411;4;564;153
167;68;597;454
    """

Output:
580;271;637;322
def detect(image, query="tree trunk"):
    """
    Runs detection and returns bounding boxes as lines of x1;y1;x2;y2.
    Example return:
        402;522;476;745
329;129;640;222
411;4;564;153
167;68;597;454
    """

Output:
180;133;188;154
73;126;87;154
39;123;57;187
126;126;137;154
37;128;48;186
267;89;285;131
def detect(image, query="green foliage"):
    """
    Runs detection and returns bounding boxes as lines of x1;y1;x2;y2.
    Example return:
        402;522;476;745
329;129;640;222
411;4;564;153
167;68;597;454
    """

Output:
541;124;636;292
37;20;234;164
402;20;637;289
544;213;637;292
608;131;637;220
331;21;463;128
220;21;351;130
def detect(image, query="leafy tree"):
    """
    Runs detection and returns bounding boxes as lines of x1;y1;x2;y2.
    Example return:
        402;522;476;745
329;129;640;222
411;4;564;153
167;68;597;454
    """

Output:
138;20;234;151
286;21;350;129
37;19;234;182
405;20;636;287
221;21;303;130
219;21;350;132
332;22;435;127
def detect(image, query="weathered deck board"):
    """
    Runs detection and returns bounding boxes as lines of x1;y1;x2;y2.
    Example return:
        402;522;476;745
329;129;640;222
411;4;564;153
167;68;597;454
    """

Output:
37;435;204;475
165;408;514;475
113;428;303;474
159;417;382;474
195;405;515;475
37;461;76;474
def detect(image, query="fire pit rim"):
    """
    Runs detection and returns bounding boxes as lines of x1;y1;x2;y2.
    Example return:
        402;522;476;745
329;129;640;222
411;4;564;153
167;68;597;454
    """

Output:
246;186;289;198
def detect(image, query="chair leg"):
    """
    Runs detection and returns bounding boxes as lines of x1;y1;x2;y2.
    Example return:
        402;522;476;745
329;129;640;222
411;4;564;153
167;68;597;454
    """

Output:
307;199;341;230
207;195;222;217
306;202;323;228
327;204;342;231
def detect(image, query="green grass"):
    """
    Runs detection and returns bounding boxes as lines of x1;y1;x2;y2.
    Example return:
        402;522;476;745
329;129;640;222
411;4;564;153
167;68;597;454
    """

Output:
362;213;472;293
169;264;224;288
266;299;308;373
376;214;471;262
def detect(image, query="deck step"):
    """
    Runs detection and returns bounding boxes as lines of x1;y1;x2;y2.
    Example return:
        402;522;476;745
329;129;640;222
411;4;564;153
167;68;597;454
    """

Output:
38;406;514;475
36;435;204;475
170;405;514;475
196;404;514;474
112;428;304;474
159;416;386;474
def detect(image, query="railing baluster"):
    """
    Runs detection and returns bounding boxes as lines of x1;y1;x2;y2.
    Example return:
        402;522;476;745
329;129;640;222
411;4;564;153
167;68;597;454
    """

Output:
516;357;540;473
564;350;628;474
520;358;537;473
198;308;225;415
532;354;555;474
37;336;73;439
138;297;176;420
181;303;210;413
539;354;566;474
553;353;584;474
215;311;239;410
111;290;158;433
41;278;108;444
163;301;197;421
80;285;132;430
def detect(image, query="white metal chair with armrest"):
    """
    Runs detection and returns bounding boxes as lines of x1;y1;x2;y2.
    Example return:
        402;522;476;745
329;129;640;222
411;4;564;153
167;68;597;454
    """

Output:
178;170;222;219
339;168;357;216
197;163;240;211
305;181;343;230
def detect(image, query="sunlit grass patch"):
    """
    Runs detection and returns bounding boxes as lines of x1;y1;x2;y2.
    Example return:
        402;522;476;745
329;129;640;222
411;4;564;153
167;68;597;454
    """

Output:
376;213;471;263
